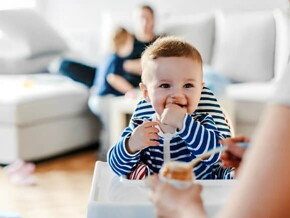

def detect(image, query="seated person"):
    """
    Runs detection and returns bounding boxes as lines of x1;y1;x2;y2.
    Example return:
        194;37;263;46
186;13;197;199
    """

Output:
58;4;157;88
90;27;135;97
107;36;233;180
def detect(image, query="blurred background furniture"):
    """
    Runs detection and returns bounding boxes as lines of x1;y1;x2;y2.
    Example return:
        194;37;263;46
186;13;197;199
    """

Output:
0;74;100;164
0;1;289;162
0;9;101;163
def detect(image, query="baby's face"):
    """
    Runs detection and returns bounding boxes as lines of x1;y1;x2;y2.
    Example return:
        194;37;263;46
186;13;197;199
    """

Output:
140;57;203;118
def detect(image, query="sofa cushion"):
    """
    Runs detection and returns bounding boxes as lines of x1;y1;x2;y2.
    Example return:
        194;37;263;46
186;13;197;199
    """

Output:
0;74;90;125
0;9;68;75
0;9;68;58
226;82;275;102
162;12;215;64
0;54;60;75
0;33;30;59
211;10;276;82
273;9;290;80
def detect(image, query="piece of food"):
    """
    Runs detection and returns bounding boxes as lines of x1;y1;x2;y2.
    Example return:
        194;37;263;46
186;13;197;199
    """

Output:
160;161;194;181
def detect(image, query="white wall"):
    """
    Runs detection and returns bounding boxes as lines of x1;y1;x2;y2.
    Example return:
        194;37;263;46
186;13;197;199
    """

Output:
36;0;288;64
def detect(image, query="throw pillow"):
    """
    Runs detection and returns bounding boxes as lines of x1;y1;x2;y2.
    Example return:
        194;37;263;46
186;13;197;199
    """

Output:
0;9;68;58
162;12;215;64
211;10;275;82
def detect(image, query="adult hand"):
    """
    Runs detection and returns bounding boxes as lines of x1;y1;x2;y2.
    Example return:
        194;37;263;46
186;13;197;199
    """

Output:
146;174;207;218
126;120;159;154
220;135;249;169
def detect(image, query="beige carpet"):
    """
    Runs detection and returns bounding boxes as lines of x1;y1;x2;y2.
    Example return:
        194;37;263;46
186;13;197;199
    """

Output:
0;149;97;218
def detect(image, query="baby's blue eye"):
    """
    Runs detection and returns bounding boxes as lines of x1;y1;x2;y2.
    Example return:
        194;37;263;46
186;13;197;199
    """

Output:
160;84;170;88
184;83;194;88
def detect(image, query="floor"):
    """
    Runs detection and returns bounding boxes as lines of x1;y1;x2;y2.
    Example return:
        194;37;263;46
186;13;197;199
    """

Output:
0;148;98;218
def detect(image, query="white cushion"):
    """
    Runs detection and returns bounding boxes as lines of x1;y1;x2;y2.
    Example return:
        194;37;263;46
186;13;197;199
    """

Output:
0;74;89;125
0;9;68;58
272;62;290;106
162;12;215;64
211;10;276;82
226;82;275;102
273;9;290;80
0;32;30;59
0;54;60;74
0;114;99;163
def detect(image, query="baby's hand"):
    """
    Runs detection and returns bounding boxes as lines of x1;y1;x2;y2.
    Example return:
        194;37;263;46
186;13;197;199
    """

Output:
126;120;160;154
160;104;186;131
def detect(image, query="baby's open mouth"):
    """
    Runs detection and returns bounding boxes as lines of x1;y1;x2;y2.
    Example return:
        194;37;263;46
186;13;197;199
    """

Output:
175;103;186;108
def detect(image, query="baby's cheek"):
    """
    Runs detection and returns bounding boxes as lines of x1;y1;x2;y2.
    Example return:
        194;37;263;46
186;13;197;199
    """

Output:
189;104;198;114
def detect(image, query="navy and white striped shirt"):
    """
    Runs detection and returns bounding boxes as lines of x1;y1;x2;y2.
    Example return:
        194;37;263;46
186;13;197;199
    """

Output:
108;87;233;179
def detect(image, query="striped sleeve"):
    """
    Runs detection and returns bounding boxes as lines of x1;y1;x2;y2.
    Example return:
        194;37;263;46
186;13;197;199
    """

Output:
177;114;224;166
196;87;232;138
107;122;142;176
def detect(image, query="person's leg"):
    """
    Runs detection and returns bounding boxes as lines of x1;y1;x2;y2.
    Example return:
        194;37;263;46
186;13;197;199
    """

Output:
88;95;114;161
59;59;97;87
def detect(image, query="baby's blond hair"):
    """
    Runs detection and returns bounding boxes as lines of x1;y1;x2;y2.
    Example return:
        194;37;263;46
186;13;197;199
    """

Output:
141;36;203;82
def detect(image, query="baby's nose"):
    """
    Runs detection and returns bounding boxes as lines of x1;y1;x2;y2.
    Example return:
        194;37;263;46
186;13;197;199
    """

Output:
170;90;185;103
171;87;184;98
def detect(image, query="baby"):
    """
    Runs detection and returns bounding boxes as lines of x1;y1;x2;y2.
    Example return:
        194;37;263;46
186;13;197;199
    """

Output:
108;36;232;180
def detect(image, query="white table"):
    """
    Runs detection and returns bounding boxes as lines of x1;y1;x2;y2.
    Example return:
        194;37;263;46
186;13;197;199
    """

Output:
87;161;236;218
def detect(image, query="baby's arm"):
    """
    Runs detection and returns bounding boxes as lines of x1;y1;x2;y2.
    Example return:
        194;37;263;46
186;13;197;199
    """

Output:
178;114;224;165
107;120;159;176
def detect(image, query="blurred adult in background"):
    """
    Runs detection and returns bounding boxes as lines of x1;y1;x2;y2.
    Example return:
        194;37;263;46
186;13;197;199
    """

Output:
121;4;158;89
58;4;157;90
86;5;158;160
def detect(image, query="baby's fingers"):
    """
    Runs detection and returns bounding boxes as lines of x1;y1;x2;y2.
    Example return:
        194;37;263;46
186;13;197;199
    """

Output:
142;120;159;128
147;140;160;147
142;118;158;127
149;131;159;138
146;126;159;134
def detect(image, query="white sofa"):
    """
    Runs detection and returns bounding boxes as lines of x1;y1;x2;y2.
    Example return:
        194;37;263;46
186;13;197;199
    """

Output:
0;9;101;164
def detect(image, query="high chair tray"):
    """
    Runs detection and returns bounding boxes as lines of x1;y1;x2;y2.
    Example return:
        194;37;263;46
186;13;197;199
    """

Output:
87;161;236;218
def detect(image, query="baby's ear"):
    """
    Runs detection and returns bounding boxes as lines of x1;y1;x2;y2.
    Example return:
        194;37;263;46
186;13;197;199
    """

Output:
139;82;150;102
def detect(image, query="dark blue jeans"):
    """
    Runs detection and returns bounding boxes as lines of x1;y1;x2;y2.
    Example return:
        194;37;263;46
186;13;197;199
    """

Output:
59;59;97;87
